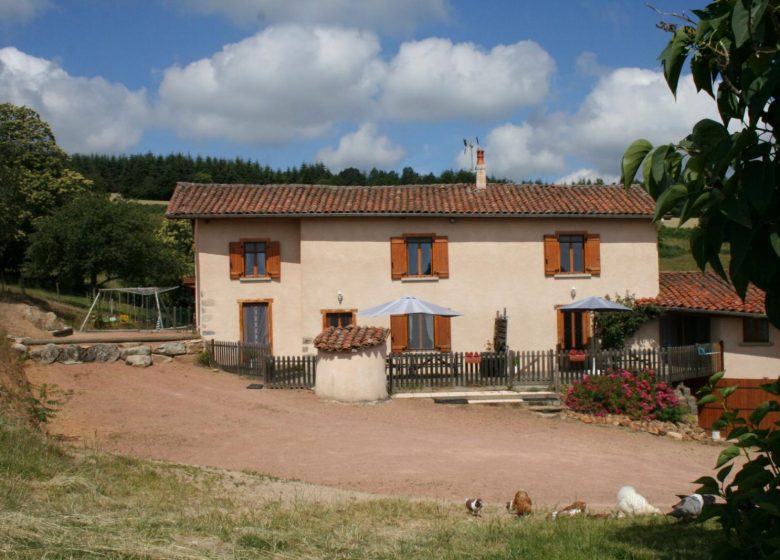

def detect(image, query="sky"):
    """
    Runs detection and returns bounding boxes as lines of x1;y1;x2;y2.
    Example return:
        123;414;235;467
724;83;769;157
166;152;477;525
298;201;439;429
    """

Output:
0;0;718;184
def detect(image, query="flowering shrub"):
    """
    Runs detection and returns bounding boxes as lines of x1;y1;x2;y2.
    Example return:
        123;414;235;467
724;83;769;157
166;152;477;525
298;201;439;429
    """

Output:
565;368;686;422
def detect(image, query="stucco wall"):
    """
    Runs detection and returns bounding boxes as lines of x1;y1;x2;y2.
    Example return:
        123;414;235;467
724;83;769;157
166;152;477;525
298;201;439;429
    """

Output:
299;217;658;353
195;216;659;354
195;218;302;351
712;316;780;379
315;345;388;402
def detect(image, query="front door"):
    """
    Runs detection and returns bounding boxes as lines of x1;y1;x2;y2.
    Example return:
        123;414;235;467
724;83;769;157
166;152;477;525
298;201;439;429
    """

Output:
241;301;271;348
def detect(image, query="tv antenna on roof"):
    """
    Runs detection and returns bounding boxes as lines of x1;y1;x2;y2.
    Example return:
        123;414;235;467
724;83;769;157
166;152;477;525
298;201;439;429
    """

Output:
463;137;480;170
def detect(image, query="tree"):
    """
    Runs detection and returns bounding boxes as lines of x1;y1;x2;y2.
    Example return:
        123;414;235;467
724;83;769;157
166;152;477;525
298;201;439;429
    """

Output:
621;1;780;328
24;194;180;292
0;103;91;273
593;293;662;349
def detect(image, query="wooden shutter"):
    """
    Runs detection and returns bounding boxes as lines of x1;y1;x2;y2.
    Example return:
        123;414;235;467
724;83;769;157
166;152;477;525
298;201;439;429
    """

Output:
584;234;601;275
434;315;452;352
432;236;449;278
582;311;591;347
229;242;243;280
556;309;565;350
266;241;281;279
390;237;407;279
390;314;407;352
544;234;560;276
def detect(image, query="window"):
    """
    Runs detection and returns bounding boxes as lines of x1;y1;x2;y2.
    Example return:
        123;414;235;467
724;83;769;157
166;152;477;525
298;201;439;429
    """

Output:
408;313;434;350
559;235;584;273
390;235;449;279
743;317;769;343
244;241;266;277
229;239;281;280
544;233;600;276
407;237;432;276
390;314;451;352
557;310;590;350
321;309;356;330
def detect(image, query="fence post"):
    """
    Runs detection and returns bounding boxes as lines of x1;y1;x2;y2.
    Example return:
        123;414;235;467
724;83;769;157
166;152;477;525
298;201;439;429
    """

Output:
550;349;560;392
387;355;394;395
507;350;514;388
208;339;215;368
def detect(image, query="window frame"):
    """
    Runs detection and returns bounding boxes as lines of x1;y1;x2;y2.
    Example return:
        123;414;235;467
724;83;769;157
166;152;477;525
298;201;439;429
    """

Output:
390;234;449;280
558;233;585;274
743;317;770;344
238;298;273;350
230;238;281;280
407;313;435;351
321;309;357;330
242;239;268;278
405;235;434;277
544;231;600;277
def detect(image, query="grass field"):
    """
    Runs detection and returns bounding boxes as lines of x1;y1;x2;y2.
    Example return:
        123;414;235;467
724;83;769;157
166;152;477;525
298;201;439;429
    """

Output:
658;226;730;272
0;416;720;559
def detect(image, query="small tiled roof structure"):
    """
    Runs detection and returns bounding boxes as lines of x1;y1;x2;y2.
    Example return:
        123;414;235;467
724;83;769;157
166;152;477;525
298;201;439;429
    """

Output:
314;325;390;353
640;271;766;316
166;182;655;218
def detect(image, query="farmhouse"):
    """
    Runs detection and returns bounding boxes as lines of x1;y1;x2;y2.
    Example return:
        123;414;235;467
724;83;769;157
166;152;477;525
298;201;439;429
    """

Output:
166;150;778;393
166;152;660;356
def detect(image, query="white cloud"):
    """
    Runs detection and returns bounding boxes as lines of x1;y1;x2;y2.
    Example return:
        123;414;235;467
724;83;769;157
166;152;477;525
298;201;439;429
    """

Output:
157;25;385;143
316;123;404;171
0;0;50;22
0;47;150;152
575;51;607;77
561;68;720;175
456;123;565;180
381;38;554;121
175;0;450;34
469;68;721;182
557;168;618;185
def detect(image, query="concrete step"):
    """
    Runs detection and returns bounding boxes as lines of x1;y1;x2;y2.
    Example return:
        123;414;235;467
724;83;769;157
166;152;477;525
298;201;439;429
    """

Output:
392;390;521;400
433;396;526;405
528;404;565;413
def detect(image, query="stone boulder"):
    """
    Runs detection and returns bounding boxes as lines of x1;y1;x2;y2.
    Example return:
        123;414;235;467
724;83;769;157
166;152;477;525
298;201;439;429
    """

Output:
126;354;153;367
56;344;81;364
21;304;66;331
184;339;204;354
153;341;187;357
81;343;121;363
12;343;28;359
30;344;61;364
120;345;151;359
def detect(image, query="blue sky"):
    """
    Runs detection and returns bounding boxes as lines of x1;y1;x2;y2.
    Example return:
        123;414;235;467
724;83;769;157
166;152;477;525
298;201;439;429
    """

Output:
0;0;717;183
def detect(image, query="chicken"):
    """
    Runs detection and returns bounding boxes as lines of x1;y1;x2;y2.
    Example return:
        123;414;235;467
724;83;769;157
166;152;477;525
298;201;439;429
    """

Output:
668;493;715;520
616;486;661;517
465;498;483;517
552;500;586;519
507;490;533;516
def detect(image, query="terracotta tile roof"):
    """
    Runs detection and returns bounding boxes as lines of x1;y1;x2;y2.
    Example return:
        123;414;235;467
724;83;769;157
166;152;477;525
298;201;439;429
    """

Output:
640;272;766;315
166;182;655;218
314;325;390;352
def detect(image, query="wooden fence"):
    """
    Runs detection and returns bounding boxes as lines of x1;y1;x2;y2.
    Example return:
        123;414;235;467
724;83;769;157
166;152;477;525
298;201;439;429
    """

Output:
697;378;780;430
386;342;724;393
207;340;316;389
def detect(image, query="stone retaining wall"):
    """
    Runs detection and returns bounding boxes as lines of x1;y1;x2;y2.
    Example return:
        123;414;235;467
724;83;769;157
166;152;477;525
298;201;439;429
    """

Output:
11;339;204;368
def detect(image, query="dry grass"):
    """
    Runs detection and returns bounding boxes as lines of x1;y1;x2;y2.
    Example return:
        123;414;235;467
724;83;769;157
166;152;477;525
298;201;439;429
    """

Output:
0;415;722;560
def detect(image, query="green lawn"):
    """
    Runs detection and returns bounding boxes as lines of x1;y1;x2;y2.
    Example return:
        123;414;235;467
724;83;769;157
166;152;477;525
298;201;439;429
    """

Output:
658;225;730;272
0;415;721;559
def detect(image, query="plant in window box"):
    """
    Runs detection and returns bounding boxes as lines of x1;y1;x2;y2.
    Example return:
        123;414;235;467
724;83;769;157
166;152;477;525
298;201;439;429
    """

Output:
465;352;481;364
568;350;587;363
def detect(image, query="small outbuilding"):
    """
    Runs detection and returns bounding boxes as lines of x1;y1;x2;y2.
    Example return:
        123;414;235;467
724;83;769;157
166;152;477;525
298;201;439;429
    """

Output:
313;325;389;402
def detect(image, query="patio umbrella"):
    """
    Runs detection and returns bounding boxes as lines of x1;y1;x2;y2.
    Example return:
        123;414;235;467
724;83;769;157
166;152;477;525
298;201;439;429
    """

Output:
358;296;462;317
560;296;631;374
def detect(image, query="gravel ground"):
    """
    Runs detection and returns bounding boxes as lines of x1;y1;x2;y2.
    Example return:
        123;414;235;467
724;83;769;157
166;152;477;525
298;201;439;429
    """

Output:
25;358;723;512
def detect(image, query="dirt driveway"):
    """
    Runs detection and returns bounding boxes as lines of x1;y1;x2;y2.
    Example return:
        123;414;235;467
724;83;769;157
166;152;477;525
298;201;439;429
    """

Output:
27;359;721;511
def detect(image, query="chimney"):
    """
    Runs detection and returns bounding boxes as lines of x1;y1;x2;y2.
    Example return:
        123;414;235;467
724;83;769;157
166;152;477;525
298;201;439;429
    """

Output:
475;148;486;190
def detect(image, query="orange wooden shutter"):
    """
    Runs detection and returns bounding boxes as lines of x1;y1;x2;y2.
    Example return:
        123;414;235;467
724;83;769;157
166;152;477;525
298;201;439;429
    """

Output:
390;314;407;352
434;315;452;351
582;311;591;347
585;234;601;275
544;234;560;276
556;309;565;350
229;242;243;280
390;237;407;279
432;236;449;278
266;241;281;279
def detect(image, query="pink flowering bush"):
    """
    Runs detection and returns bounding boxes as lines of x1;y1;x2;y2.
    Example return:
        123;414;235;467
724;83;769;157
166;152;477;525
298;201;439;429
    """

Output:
565;368;686;422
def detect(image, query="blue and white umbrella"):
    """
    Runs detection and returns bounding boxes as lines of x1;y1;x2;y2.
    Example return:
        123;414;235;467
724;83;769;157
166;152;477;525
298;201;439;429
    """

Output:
358;296;461;317
560;296;631;313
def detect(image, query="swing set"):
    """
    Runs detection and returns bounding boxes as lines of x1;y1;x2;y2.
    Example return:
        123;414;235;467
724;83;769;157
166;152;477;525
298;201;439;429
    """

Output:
79;287;192;332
